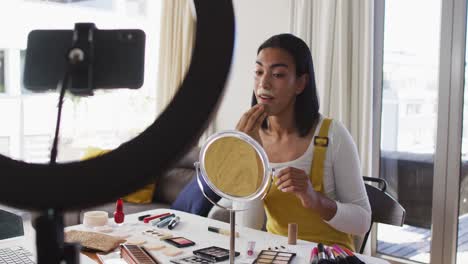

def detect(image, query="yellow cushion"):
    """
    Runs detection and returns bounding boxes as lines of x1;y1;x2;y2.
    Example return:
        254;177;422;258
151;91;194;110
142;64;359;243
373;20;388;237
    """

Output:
82;147;156;204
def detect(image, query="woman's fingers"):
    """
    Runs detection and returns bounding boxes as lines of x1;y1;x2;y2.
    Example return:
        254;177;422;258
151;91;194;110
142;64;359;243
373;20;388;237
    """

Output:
253;111;268;131
275;167;304;180
236;104;263;131
278;179;307;193
243;105;266;132
275;167;308;192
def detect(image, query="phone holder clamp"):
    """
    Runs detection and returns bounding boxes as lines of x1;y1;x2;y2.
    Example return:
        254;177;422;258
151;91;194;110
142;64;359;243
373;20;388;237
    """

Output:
67;23;96;95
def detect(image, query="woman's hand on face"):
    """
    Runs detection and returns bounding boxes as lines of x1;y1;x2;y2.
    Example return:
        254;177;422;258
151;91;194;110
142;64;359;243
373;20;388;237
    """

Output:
275;167;319;209
236;104;268;145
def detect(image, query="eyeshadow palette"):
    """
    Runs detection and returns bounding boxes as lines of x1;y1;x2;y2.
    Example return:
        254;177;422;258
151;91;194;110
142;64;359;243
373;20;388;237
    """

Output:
120;244;161;264
253;250;296;264
170;255;215;264
164;237;196;248
192;246;240;262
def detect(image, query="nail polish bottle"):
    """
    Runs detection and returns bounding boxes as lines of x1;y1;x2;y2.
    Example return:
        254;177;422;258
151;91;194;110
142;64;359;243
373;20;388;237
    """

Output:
114;198;125;224
246;241;255;257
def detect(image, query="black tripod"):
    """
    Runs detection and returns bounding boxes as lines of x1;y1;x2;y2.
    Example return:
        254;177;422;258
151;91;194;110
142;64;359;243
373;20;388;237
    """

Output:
35;23;97;264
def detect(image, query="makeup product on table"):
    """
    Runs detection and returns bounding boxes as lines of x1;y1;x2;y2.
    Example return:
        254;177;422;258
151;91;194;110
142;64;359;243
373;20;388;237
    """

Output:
168;216;181;230
144;243;166;251
326;247;336;263
288;223;297;245
207;226;239;237
151;213;176;226
142;229;173;240
334;245;364;264
331;248;348;264
120;244;160;264
162;247;184;257
114;198;125;224
163;237;196;248
317;243;334;264
246;241;256;257
138;214;151;221
253;250;296;264
143;212;171;223
170;255;216;264
125;238;147;246
310;247;318;264
83;211;108;227
193;246;240;262
156;215;176;228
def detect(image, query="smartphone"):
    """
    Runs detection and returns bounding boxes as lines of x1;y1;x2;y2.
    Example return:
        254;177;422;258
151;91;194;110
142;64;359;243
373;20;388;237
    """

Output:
23;27;145;93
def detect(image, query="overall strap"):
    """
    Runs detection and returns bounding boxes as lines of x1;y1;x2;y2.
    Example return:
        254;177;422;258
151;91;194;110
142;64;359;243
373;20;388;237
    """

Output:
310;118;332;192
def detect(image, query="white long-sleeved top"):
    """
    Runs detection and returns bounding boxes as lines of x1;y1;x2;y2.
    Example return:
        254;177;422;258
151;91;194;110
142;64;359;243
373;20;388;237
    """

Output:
230;116;371;236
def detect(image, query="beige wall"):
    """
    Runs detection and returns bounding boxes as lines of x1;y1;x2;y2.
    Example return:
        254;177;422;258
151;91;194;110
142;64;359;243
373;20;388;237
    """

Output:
214;0;291;131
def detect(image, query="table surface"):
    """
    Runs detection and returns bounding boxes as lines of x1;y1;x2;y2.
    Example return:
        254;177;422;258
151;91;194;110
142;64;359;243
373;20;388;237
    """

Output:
63;208;390;264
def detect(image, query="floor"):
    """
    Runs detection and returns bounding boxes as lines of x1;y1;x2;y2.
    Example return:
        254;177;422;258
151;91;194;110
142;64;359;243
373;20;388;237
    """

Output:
377;214;468;263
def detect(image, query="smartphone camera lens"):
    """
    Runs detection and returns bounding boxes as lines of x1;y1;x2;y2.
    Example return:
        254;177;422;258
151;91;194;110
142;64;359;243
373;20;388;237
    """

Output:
120;32;135;42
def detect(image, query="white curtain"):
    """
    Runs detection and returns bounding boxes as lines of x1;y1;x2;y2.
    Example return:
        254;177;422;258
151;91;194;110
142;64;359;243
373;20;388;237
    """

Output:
290;0;374;178
157;0;216;143
157;0;195;112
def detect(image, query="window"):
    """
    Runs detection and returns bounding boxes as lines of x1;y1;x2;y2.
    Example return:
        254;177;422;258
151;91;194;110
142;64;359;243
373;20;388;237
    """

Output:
0;1;160;163
376;0;441;262
406;103;422;116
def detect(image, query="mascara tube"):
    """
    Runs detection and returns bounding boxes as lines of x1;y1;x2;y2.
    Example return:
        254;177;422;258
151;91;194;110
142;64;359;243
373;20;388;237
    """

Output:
150;213;175;226
156;215;175;228
168;216;180;230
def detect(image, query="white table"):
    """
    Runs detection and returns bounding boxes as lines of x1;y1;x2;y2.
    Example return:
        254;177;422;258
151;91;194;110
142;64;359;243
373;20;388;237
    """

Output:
67;209;390;264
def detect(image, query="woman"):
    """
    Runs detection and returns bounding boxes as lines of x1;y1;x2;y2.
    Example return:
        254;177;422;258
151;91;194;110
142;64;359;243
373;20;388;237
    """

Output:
236;33;371;250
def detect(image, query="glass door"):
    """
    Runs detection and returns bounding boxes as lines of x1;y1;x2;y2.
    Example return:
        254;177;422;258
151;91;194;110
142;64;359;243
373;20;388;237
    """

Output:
376;0;441;262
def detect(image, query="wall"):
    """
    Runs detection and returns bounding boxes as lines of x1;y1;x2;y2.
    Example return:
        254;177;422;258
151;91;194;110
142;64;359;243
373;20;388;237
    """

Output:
214;0;291;131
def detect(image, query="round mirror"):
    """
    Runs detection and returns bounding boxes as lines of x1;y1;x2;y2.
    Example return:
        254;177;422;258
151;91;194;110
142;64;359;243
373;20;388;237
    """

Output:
198;130;272;205
195;130;272;263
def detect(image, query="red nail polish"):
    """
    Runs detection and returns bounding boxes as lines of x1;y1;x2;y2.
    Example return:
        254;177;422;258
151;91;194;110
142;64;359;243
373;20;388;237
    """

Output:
114;198;125;224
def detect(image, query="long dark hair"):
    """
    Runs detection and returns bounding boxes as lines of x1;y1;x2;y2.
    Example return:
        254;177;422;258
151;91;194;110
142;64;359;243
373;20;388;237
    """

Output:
252;33;320;137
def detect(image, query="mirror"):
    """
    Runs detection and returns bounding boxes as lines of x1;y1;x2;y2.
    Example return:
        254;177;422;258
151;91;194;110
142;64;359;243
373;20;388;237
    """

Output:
195;130;272;264
198;130;271;203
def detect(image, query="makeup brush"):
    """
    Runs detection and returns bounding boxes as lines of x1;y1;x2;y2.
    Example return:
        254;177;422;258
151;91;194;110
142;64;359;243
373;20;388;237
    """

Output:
332;245;355;263
310;247;319;264
317;243;334;264
331;248;349;264
326;247;337;264
332;245;347;256
341;247;365;264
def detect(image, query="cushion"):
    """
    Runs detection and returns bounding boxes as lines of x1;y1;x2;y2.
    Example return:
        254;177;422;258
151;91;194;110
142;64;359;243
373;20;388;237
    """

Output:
171;175;221;217
82;147;156;204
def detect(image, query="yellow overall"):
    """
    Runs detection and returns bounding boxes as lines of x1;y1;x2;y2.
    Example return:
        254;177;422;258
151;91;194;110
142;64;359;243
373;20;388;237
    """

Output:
264;118;355;250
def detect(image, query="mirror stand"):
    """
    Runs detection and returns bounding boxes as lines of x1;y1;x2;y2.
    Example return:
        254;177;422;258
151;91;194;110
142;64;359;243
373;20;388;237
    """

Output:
229;210;235;264
195;162;239;263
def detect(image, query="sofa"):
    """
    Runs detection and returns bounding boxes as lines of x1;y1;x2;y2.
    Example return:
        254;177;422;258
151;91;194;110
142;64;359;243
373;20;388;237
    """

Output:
63;147;204;226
